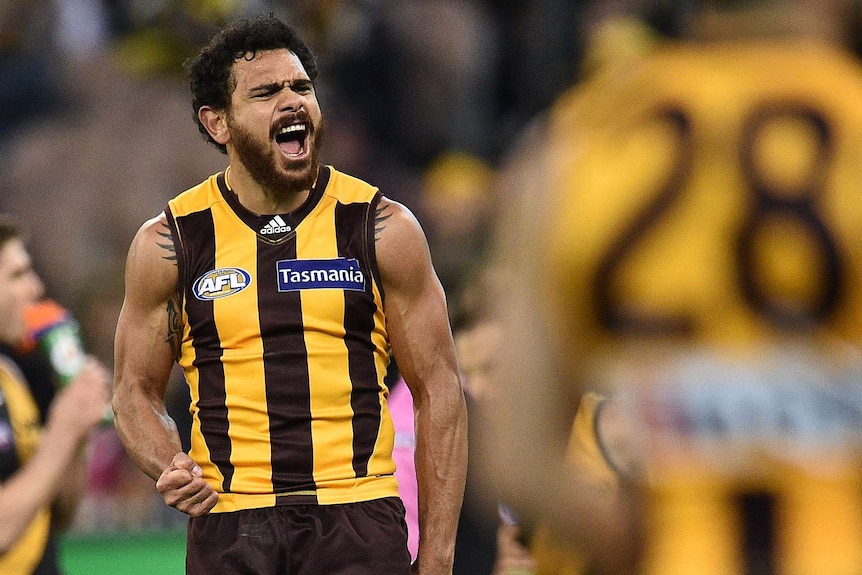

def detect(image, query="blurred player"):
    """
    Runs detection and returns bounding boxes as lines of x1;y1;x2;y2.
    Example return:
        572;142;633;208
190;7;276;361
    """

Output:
0;216;111;575
485;0;862;573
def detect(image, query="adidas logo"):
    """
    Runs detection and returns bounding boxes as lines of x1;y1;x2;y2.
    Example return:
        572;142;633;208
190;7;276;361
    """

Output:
260;215;292;235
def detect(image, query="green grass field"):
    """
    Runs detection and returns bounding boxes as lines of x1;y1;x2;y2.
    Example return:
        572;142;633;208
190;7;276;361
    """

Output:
59;530;186;575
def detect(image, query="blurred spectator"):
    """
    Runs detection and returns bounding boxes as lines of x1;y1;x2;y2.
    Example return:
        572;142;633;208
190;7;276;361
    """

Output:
453;319;503;575
421;152;497;329
0;217;111;574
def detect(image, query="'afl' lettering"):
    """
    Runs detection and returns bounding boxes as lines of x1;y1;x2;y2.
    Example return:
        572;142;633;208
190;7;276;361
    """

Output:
193;268;252;300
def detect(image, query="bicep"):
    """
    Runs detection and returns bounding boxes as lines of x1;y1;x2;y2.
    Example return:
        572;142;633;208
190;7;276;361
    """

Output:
114;215;180;401
376;199;459;400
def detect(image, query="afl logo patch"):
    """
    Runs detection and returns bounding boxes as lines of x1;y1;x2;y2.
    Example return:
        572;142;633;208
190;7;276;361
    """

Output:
193;268;252;300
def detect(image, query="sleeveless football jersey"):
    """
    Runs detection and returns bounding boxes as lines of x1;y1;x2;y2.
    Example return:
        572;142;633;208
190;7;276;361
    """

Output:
166;166;398;512
0;354;51;575
535;40;862;575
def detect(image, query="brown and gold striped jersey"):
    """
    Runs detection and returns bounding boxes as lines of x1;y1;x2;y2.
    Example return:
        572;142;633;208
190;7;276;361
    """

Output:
533;40;862;575
166;166;398;512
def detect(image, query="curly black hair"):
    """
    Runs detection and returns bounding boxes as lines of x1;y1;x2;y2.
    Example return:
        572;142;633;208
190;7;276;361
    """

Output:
184;16;319;154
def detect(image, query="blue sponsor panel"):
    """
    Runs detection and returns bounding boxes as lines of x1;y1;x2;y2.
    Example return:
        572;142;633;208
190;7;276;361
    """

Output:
193;268;252;300
277;258;366;292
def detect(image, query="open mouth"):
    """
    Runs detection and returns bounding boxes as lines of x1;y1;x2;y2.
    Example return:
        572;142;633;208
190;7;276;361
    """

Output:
275;123;308;158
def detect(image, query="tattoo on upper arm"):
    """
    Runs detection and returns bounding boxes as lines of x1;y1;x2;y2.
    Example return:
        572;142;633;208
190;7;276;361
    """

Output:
166;299;182;360
374;205;393;240
156;224;177;263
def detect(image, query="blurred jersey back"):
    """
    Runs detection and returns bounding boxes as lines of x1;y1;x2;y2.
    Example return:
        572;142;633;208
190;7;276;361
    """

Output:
539;41;862;575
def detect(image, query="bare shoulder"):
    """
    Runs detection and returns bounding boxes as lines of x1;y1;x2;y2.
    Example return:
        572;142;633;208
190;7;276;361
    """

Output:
374;196;433;286
374;196;428;258
125;213;178;303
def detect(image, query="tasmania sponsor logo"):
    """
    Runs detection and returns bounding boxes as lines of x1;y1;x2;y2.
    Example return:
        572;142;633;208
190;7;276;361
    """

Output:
277;258;365;292
193;268;252;300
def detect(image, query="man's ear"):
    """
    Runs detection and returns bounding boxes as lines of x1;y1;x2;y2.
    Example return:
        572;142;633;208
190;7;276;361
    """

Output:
199;106;230;146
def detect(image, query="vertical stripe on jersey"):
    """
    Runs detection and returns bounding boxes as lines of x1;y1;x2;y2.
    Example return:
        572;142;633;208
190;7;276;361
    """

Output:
739;491;776;575
296;199;356;486
211;210;271;495
257;236;316;491
178;209;233;491
335;200;383;477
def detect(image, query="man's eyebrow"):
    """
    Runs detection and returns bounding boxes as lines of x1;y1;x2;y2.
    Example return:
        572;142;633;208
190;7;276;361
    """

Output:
249;81;284;94
249;78;313;93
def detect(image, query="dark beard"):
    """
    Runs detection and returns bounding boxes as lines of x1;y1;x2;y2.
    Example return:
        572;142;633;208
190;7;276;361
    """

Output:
229;117;325;197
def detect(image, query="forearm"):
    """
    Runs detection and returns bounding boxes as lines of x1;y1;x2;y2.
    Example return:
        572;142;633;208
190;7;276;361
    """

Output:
113;384;182;481
0;423;85;552
51;452;87;530
414;385;468;573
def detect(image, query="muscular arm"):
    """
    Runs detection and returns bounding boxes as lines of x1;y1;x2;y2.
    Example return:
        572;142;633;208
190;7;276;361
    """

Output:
375;198;468;575
112;215;217;516
112;214;182;478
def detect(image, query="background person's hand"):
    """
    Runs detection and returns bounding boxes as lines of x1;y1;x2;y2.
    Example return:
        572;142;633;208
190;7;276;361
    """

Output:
46;356;111;439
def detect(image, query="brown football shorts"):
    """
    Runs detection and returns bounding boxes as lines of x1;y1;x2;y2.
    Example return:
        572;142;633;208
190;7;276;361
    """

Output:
186;497;411;574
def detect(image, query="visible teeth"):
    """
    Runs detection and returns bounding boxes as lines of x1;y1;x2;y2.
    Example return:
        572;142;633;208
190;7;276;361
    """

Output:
278;124;306;134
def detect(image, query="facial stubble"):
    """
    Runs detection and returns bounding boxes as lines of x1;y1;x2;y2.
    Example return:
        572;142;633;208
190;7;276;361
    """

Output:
228;115;325;198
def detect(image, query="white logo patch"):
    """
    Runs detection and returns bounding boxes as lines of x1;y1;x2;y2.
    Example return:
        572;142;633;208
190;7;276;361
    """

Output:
193;268;252;300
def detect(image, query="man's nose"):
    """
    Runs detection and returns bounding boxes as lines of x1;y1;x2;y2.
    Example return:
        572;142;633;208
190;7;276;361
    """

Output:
278;90;301;113
28;272;45;301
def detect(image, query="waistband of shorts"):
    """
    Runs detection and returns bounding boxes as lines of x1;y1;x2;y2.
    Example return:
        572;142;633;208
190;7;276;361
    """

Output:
210;474;400;513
